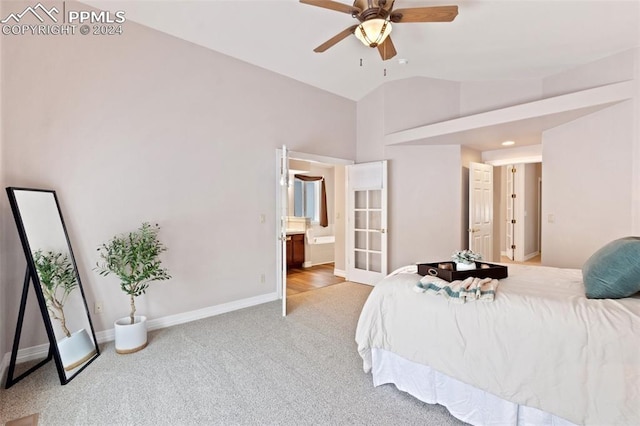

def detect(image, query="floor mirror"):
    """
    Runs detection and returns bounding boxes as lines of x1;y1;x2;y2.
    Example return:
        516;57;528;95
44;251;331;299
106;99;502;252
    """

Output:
5;187;100;387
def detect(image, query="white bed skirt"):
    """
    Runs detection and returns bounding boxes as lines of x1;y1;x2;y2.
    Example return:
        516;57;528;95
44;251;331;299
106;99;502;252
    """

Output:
371;348;577;426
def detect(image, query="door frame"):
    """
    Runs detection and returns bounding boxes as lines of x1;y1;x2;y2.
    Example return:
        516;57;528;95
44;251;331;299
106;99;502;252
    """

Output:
275;149;353;316
505;164;515;260
486;158;543;264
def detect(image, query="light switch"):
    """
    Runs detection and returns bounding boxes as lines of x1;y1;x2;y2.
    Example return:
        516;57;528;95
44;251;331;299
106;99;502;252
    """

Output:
547;214;555;223
259;214;265;223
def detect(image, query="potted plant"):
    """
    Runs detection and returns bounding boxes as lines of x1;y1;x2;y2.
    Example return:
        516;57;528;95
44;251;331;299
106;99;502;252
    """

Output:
33;249;96;370
95;222;171;354
452;249;482;271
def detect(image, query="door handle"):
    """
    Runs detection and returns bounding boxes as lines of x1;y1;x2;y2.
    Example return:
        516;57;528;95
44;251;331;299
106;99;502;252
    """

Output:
468;228;480;233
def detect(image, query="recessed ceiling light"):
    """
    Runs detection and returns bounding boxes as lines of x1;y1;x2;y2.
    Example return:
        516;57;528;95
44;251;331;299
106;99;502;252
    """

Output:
398;58;408;65
502;140;515;146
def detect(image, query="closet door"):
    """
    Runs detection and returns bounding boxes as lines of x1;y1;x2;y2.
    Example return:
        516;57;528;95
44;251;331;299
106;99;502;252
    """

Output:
469;162;494;261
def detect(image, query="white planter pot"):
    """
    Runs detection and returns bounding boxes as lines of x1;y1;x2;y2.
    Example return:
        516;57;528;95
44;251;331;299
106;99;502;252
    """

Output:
456;262;476;271
114;315;147;354
57;328;97;371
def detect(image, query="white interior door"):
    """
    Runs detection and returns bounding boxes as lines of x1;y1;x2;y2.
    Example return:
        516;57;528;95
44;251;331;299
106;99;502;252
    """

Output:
346;161;387;285
276;146;289;316
505;165;515;261
469;162;493;261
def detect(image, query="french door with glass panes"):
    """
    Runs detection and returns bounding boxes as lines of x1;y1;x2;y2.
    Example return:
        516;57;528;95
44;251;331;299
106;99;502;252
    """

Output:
347;161;387;285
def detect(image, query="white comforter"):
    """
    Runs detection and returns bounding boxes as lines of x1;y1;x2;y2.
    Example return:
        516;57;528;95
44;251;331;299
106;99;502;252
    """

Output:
355;264;640;425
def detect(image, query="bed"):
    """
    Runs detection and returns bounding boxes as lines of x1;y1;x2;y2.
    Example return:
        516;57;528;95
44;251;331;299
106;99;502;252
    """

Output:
355;263;640;425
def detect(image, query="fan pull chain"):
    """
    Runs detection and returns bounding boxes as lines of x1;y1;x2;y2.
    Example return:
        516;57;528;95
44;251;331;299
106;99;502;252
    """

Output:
360;58;363;67
384;68;387;77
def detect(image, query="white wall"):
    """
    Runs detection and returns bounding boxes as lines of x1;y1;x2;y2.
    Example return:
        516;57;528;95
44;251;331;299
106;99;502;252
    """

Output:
542;101;634;267
541;49;638;268
460;79;542;116
543;49;638;97
523;163;541;258
1;7;356;351
383;77;461;133
386;145;463;268
356;87;385;163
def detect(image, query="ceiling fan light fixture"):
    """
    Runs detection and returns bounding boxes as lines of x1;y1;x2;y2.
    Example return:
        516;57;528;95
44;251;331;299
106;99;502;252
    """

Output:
355;18;392;47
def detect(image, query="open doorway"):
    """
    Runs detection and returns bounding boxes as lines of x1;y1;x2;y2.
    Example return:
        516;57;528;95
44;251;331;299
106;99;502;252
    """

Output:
276;149;353;313
285;158;345;297
497;162;542;265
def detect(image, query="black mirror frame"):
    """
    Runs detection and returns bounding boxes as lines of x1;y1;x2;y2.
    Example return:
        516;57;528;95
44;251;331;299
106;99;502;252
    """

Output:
5;187;100;387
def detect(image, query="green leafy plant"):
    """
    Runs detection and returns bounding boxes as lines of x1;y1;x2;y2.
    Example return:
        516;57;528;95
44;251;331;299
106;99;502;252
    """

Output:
452;249;482;264
33;249;78;338
95;222;171;325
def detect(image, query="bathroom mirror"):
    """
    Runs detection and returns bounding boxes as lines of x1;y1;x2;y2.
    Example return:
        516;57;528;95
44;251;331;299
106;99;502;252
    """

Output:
5;187;99;387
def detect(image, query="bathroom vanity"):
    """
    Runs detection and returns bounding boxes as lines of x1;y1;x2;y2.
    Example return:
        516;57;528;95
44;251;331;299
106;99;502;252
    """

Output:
286;232;305;269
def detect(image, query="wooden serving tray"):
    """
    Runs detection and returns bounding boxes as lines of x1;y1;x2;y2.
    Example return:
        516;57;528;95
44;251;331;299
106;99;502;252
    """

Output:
417;261;508;282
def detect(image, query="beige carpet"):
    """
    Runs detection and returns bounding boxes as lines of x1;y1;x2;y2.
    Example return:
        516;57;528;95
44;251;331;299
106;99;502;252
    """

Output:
1;282;465;425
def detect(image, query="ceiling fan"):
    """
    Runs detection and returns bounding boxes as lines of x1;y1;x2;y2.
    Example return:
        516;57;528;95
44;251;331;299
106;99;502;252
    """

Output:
300;0;458;61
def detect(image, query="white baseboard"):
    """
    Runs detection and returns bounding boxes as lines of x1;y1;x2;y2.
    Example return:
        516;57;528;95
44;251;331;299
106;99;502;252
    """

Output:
334;268;346;278
1;291;279;381
523;251;540;261
501;251;539;262
303;261;335;268
145;291;278;332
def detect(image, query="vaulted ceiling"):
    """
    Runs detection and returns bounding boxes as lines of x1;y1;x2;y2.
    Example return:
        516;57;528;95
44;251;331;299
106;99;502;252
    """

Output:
82;0;640;101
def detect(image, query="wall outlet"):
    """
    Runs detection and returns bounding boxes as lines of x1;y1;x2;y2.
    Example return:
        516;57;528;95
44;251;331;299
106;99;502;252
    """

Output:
94;301;103;314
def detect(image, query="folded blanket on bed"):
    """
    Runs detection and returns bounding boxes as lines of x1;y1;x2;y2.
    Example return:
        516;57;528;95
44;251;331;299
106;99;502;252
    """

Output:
416;275;498;303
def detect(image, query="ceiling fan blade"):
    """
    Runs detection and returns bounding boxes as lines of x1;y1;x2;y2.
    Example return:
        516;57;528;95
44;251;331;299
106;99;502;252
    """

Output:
377;36;397;61
390;5;458;23
300;0;361;15
314;25;358;52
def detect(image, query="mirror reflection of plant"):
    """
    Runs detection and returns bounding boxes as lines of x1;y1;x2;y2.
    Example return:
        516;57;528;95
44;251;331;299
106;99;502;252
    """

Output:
32;250;78;338
95;223;171;325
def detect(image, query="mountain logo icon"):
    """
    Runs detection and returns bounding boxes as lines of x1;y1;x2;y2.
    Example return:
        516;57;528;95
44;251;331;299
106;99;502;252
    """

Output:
1;2;59;24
